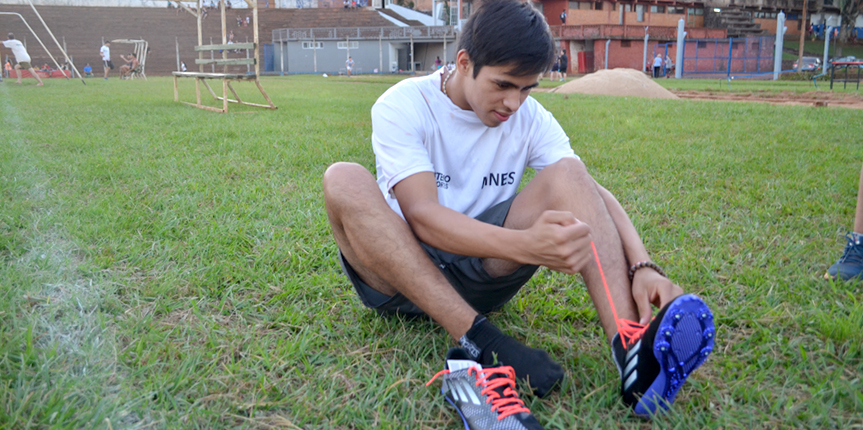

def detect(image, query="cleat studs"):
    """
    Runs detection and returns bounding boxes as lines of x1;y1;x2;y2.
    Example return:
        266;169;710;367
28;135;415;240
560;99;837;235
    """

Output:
674;314;682;320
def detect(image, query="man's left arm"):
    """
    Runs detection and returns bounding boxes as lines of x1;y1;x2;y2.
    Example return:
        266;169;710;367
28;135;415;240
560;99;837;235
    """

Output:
595;182;683;324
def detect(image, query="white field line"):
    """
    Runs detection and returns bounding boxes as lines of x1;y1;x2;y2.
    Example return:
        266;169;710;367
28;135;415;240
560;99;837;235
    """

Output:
1;86;123;426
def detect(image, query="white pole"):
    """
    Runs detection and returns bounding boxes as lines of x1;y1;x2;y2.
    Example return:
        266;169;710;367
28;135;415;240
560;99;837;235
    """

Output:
176;37;180;71
25;0;84;83
604;39;610;69
379;30;382;74
642;26;649;76
313;33;317;73
773;11;786;80
457;0;462;30
823;24;831;71
675;18;685;79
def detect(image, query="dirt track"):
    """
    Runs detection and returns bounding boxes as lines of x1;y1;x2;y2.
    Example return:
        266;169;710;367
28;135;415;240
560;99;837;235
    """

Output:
671;90;863;110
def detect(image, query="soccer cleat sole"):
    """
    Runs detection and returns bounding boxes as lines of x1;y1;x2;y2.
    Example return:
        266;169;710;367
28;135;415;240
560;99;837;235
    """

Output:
634;294;715;417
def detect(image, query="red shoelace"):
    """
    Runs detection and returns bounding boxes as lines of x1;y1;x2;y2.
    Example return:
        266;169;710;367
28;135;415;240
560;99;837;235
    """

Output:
590;241;649;349
426;365;531;420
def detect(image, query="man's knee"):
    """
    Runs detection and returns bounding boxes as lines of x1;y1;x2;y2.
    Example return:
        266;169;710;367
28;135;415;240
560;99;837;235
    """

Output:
322;162;377;207
543;157;593;187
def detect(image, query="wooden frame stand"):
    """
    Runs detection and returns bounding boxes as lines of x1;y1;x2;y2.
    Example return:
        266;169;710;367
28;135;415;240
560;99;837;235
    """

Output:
172;0;276;113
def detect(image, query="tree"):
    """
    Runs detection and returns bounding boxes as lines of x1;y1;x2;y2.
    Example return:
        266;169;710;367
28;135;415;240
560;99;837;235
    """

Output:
835;0;862;42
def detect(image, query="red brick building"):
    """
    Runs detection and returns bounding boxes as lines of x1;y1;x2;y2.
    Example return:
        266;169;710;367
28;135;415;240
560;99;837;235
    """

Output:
534;0;725;73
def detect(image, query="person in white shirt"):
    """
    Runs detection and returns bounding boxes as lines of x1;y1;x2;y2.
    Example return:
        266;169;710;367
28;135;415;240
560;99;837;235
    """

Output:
652;54;663;78
100;41;113;80
345;56;354;76
1;33;43;86
323;0;713;423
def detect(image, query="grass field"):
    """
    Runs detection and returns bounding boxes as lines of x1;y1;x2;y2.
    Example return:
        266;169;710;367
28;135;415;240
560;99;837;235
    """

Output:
1;75;862;429
784;39;863;60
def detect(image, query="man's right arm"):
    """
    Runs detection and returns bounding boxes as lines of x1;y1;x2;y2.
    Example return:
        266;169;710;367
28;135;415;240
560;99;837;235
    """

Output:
394;173;593;274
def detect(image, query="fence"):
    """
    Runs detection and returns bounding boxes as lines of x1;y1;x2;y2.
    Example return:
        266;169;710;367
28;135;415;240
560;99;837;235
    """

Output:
654;36;775;78
273;25;458;42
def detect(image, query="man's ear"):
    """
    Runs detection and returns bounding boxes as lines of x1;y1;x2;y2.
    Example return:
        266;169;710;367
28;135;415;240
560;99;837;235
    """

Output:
455;49;473;78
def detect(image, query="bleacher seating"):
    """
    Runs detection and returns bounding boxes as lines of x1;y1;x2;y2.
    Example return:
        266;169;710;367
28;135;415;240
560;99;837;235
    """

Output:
0;4;392;76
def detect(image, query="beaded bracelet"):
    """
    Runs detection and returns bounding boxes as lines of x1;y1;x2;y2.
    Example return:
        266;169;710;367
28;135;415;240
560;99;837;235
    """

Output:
628;261;666;282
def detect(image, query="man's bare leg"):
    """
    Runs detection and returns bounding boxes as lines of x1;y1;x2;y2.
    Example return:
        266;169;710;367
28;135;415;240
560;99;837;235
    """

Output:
323;162;476;339
324;162;566;396
853;162;863;233
14;65;22;84
27;68;43;86
485;157;639;340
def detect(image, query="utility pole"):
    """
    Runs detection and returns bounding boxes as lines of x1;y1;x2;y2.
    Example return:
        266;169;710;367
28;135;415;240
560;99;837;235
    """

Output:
797;0;808;68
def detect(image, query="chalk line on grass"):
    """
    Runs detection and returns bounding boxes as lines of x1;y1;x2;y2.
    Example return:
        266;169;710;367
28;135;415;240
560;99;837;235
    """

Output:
1;85;126;426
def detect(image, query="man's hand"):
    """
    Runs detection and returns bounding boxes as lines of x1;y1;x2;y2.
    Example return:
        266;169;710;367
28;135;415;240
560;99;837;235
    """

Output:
630;269;683;325
521;210;592;274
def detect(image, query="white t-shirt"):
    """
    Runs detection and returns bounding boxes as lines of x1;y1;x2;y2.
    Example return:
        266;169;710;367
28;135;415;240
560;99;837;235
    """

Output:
372;71;577;220
100;45;110;61
653;56;662;67
2;39;30;63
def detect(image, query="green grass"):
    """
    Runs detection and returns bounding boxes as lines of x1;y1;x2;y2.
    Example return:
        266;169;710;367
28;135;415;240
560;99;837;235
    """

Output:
784;39;863;59
1;75;863;429
657;77;863;93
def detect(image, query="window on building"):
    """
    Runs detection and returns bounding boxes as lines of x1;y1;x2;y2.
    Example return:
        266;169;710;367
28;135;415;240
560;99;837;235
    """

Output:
667;6;685;14
650;5;664;13
688;7;704;15
337;41;359;49
636;4;644;21
697;41;707;48
621;40;631;47
594;2;603;10
578;2;592;10
302;41;323;49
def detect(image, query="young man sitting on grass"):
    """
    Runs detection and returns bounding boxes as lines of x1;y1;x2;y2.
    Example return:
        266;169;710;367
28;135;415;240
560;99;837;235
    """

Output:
322;1;715;428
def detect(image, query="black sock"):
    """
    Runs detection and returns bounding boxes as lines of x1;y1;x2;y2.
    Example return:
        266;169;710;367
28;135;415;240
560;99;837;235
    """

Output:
458;316;564;397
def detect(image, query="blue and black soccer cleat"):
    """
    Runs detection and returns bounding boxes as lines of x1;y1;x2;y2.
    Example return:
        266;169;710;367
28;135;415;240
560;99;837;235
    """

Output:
612;294;715;417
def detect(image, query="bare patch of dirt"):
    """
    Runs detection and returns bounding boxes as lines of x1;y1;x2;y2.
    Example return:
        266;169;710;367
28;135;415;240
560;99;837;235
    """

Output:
671;90;863;110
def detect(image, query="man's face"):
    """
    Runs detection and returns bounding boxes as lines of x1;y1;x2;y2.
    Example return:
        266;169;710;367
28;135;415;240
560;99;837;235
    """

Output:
462;63;540;128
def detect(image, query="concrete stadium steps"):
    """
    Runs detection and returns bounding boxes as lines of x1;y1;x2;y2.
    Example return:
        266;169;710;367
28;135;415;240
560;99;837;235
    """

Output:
0;5;391;76
717;10;767;38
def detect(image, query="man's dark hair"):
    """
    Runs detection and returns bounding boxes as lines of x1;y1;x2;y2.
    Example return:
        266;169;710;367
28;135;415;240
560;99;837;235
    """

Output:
7;33;14;40
457;0;554;78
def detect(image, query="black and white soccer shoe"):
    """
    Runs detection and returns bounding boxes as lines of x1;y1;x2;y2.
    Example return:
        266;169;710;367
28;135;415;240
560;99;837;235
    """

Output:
426;348;544;430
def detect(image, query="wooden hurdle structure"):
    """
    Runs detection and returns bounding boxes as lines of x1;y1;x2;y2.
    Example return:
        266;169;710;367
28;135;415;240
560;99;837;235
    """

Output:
172;0;276;113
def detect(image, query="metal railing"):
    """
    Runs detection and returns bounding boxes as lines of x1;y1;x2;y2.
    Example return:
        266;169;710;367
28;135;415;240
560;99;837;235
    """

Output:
273;25;458;42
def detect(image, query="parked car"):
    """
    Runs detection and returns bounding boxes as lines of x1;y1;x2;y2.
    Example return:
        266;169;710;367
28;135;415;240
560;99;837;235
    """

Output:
793;56;822;71
827;56;859;71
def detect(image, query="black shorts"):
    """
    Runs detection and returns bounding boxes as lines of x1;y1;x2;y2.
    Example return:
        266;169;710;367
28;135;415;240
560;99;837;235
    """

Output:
104;60;114;70
339;194;539;317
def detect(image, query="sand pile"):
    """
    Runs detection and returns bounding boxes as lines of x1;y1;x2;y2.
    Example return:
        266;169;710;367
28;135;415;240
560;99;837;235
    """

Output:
552;68;679;99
